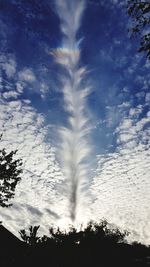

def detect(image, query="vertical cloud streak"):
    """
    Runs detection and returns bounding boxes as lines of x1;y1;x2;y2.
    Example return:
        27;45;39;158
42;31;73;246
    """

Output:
54;0;92;221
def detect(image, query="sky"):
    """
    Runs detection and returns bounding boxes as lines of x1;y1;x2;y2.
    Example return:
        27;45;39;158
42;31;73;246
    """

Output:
0;0;150;245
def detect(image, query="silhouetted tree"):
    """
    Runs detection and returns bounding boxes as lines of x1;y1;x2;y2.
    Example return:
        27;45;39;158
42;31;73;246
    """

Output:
127;0;150;59
19;226;40;246
19;225;47;246
16;221;150;267
0;135;22;207
49;220;128;246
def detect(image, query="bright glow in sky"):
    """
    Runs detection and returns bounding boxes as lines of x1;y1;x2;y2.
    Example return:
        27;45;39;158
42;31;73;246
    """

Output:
0;0;150;245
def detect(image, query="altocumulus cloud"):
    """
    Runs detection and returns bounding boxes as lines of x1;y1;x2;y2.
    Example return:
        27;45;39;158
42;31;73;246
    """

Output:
0;1;150;245
88;20;150;244
91;96;150;244
0;56;68;237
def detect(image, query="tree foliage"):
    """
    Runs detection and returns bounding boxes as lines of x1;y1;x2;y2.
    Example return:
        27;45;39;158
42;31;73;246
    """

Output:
19;226;40;245
127;0;150;59
19;226;47;245
0;135;22;207
49;220;128;245
19;220;128;248
17;221;150;267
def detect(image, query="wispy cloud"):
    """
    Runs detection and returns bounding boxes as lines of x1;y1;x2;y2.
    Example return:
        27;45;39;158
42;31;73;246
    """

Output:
18;68;36;83
0;54;16;78
54;0;93;221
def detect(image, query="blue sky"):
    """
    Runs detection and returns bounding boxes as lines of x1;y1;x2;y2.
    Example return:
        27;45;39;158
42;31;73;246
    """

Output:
0;0;150;245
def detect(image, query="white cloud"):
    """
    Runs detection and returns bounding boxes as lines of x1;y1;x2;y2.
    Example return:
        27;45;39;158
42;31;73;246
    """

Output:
0;95;69;236
16;82;24;93
0;53;45;98
91;142;150;245
145;93;150;103
129;105;143;117
91;98;150;245
40;82;49;99
0;54;16;78
2;90;19;99
136;74;150;91
135;91;145;100
18;68;36;83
